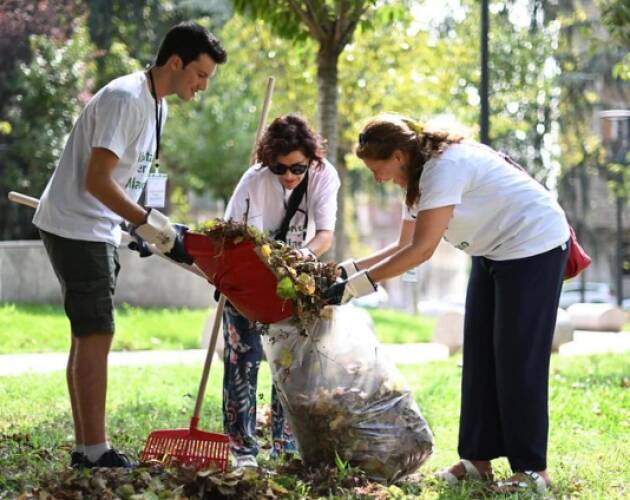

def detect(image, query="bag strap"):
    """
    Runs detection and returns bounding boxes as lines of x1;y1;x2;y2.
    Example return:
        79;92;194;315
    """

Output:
498;151;528;174
275;170;309;242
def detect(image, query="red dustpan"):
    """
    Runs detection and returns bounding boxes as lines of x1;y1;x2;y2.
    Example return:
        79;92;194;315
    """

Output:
184;231;293;324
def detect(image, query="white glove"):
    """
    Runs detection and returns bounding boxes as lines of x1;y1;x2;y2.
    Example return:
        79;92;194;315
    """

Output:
323;270;377;305
134;208;177;253
298;247;317;260
337;259;359;279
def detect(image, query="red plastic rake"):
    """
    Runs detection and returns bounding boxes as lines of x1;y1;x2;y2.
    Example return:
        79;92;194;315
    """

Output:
141;296;230;470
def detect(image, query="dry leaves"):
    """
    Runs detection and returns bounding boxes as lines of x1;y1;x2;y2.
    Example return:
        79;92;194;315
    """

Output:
199;219;338;332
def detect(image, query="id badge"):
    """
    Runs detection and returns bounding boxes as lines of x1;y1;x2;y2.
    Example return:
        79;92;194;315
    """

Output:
145;172;168;208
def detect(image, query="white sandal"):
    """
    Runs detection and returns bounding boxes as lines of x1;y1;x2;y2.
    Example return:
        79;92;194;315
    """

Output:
435;459;491;485
494;470;548;495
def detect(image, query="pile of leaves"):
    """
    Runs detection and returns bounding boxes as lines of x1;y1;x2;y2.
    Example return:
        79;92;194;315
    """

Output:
23;463;290;499
198;219;338;332
17;459;417;500
6;414;417;500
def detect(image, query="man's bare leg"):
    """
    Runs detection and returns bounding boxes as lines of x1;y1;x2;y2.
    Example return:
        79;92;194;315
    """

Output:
67;336;84;447
74;332;113;446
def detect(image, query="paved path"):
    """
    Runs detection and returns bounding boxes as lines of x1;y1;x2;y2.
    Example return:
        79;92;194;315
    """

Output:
0;332;628;377
558;330;630;356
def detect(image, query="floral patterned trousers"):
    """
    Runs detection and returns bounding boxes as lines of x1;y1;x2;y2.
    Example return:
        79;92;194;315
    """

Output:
222;302;296;458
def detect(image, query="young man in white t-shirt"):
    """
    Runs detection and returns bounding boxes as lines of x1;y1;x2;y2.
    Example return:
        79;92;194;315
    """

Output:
326;114;569;494
221;114;340;468
32;22;227;468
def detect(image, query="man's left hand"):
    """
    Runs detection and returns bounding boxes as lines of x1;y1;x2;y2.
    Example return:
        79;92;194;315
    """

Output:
164;223;193;265
128;233;153;258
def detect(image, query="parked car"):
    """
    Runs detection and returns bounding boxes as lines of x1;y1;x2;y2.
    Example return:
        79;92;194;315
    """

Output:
559;281;615;309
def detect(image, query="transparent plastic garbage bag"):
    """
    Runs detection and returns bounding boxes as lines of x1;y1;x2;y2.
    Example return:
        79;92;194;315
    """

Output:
262;304;433;482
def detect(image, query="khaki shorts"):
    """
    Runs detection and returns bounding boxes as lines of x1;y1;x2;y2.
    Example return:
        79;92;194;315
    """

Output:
40;230;120;336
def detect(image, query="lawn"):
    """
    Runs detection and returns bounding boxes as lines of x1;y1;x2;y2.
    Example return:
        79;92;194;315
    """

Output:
0;353;628;498
0;303;435;354
0;303;210;353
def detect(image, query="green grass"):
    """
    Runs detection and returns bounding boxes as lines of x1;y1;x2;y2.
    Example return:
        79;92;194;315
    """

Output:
0;353;628;498
0;303;435;354
0;303;209;353
366;308;435;343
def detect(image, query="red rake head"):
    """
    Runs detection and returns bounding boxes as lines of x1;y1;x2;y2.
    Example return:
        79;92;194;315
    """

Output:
141;421;230;471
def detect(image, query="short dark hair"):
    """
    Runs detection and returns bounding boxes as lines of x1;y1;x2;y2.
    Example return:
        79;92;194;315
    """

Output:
256;114;326;169
155;22;227;66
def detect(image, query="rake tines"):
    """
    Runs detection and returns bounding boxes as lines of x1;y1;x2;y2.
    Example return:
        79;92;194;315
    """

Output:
141;417;230;470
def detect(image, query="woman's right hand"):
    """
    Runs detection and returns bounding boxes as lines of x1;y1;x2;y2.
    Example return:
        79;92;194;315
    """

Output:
323;270;377;305
336;259;360;279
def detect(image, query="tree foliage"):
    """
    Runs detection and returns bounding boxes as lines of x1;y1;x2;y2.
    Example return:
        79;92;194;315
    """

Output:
86;0;233;89
550;0;630;218
0;1;88;240
0;26;95;239
0;1;232;240
230;0;407;260
600;0;630;48
163;16;319;208
0;0;84;113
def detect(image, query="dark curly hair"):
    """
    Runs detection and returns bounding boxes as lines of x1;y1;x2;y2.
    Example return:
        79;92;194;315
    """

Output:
255;114;326;170
356;113;463;207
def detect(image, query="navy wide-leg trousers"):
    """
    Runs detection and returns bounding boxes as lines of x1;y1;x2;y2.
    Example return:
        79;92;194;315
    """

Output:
458;242;568;471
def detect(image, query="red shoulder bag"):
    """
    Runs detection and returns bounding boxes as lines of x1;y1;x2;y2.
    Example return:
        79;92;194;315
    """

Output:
564;225;591;280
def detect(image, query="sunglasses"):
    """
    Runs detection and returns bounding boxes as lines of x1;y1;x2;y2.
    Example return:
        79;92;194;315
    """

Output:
268;162;310;175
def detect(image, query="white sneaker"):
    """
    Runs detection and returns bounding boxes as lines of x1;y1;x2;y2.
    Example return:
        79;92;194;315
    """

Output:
233;454;258;469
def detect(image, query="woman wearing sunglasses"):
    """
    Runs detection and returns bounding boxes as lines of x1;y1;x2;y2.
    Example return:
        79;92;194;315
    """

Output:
221;113;340;468
324;113;570;494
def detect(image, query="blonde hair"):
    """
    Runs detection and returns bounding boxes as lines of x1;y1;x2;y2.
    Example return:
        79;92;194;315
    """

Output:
355;113;463;207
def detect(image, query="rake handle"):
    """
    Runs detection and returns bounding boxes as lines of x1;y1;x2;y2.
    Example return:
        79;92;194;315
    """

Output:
192;294;226;421
8;191;39;209
249;76;275;164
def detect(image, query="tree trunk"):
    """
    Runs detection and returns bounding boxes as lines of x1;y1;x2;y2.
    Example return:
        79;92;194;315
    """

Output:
316;42;347;261
334;150;349;262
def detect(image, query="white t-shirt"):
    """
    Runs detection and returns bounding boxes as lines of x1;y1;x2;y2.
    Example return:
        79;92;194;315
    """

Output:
224;160;340;248
404;141;570;260
33;71;166;246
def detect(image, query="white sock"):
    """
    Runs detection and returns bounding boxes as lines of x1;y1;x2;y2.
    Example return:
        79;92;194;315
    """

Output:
74;444;85;454
85;442;111;462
